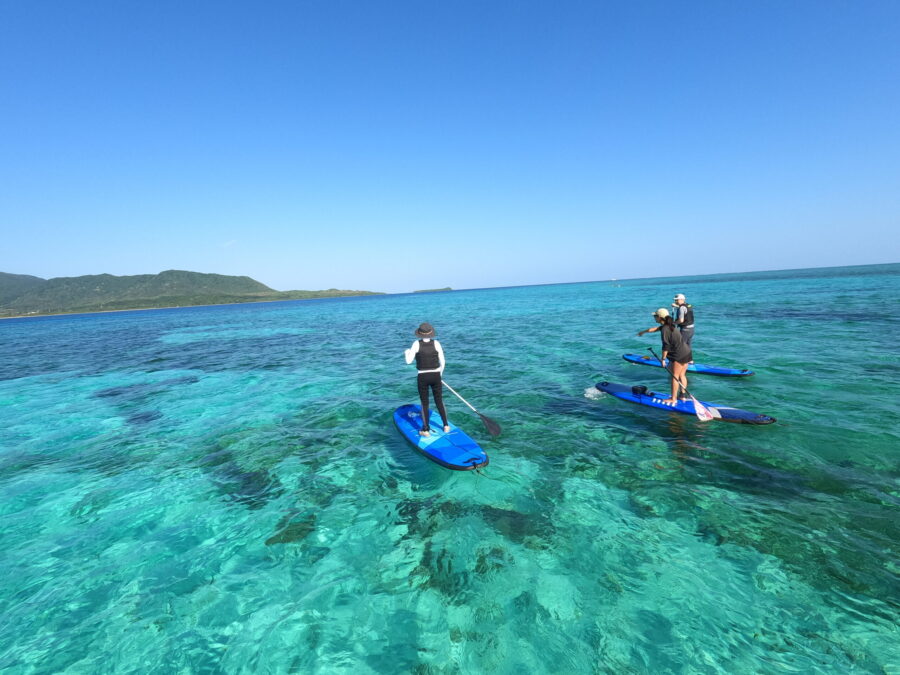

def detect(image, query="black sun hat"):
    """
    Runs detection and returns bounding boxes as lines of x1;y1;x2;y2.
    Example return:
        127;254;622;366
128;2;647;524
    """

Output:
415;323;435;337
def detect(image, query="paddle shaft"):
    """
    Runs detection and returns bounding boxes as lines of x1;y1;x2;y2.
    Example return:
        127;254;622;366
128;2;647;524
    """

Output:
441;380;478;413
648;347;717;419
442;380;502;436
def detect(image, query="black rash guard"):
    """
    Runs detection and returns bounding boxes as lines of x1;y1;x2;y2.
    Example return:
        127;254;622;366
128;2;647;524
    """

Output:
661;324;692;364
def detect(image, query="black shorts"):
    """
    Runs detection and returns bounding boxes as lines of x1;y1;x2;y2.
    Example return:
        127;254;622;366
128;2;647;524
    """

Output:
672;351;693;365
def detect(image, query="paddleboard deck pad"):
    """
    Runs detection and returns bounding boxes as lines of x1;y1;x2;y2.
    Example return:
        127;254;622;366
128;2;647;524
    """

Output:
595;381;776;425
623;353;754;377
393;404;490;470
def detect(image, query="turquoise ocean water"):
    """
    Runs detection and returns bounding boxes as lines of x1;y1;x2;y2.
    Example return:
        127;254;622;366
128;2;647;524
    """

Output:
1;263;898;673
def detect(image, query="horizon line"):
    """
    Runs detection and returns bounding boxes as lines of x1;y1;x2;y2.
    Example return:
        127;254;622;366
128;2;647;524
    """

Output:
2;260;896;297
419;260;899;295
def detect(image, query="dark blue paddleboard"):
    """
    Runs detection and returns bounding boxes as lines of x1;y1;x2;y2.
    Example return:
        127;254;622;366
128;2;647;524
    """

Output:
595;381;776;425
623;353;754;377
393;404;489;470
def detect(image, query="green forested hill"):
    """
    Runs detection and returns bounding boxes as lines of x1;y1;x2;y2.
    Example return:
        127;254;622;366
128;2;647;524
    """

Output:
0;270;380;317
0;272;46;305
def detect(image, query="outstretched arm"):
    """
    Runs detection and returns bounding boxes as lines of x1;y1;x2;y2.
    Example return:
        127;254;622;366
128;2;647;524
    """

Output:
637;325;661;337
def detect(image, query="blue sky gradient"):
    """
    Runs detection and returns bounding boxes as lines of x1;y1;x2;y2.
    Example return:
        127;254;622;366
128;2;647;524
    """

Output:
2;1;898;292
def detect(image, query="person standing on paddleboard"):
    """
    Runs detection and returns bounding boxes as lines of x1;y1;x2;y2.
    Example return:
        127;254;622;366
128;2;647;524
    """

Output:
671;293;695;363
637;308;693;405
404;323;450;436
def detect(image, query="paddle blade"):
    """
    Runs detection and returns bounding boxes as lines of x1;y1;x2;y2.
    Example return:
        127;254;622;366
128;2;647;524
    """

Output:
479;413;502;437
691;396;720;422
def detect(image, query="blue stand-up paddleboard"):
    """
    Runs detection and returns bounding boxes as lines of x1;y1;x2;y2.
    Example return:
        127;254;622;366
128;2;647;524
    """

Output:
595;381;776;424
393;404;490;470
623;353;754;377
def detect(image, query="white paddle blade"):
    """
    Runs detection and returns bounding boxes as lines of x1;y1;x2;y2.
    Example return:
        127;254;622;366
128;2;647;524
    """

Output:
691;396;720;422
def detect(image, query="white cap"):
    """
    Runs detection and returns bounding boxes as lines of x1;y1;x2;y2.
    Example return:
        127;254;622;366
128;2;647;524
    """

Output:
653;308;669;319
674;293;686;301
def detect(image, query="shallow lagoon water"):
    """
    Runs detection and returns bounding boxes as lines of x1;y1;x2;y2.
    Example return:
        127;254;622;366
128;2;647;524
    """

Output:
1;264;898;673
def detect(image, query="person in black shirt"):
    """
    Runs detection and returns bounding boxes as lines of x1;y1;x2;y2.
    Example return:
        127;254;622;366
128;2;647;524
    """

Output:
637;308;693;405
403;322;450;436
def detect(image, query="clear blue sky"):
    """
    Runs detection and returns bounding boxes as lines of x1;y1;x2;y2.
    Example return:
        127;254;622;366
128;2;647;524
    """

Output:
2;1;898;293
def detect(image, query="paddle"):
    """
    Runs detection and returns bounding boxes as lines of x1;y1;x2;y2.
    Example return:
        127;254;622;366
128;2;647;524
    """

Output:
442;380;502;437
648;348;720;422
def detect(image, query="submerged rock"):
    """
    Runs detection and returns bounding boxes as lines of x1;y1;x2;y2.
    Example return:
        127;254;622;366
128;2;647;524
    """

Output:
479;505;553;548
126;410;163;425
265;513;317;546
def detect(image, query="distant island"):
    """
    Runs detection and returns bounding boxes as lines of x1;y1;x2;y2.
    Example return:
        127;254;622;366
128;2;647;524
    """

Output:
0;270;382;318
413;287;452;293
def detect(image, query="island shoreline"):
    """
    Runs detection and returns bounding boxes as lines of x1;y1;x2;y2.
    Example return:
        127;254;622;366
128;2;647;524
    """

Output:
0;294;382;320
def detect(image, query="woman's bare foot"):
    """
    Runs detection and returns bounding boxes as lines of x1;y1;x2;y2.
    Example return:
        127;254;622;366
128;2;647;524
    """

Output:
660;398;677;406
443;425;451;433
419;429;430;437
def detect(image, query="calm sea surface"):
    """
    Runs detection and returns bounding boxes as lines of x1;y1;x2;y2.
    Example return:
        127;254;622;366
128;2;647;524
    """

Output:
1;264;898;673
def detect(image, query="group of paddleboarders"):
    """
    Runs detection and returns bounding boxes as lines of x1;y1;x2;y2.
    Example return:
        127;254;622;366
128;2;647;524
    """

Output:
636;293;695;407
404;293;696;432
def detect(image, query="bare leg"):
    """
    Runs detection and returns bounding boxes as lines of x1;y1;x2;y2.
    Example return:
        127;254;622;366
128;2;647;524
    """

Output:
662;362;687;405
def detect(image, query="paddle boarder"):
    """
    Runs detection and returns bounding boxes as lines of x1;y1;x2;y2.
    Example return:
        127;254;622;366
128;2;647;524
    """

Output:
638;308;693;405
671;293;695;362
404;323;450;436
